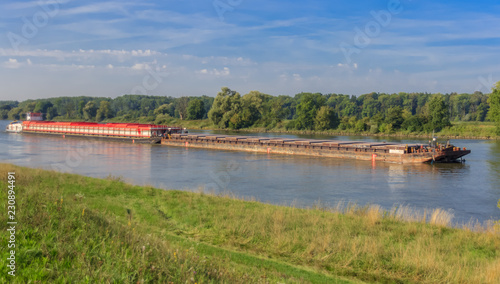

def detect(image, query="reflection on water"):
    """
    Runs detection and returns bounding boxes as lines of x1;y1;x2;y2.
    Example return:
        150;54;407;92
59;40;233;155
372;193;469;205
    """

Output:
488;141;500;183
1;121;499;225
387;164;406;192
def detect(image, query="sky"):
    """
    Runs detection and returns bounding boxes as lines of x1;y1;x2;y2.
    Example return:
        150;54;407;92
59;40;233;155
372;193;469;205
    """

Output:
0;0;499;101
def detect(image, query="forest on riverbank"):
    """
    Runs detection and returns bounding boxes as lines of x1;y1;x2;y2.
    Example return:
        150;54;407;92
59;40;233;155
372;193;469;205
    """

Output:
2;82;500;138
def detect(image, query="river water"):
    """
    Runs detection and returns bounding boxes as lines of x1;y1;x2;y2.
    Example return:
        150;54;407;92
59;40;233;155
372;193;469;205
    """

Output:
1;120;499;225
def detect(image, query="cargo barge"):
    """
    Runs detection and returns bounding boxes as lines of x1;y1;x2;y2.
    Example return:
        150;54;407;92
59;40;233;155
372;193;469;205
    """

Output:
161;133;471;164
7;120;182;144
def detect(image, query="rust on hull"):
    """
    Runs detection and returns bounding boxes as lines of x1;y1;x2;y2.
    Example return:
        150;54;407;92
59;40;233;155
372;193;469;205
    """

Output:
161;134;471;164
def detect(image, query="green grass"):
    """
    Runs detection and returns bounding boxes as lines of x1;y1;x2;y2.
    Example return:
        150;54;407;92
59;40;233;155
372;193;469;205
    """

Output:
439;121;497;139
1;164;499;283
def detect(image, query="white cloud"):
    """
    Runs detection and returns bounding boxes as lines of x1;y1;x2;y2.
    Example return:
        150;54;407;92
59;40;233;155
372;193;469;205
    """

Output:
58;2;151;17
197;67;230;76
0;49;162;62
131;63;150;71
292;74;302;81
4;58;21;69
337;63;358;70
1;0;73;10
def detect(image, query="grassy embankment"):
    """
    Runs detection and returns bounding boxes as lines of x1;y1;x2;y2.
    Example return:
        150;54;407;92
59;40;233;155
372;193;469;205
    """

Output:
104;115;499;139
1;163;499;283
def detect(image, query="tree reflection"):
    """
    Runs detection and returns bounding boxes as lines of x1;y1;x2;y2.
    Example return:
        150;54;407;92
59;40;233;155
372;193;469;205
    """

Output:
488;141;500;181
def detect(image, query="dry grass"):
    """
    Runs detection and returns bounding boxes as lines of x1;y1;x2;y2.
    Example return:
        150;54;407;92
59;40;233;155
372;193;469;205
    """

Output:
198;196;499;283
429;208;454;227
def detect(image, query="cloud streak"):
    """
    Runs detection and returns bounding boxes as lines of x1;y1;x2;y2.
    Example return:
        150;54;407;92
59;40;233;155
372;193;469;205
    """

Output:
0;0;499;100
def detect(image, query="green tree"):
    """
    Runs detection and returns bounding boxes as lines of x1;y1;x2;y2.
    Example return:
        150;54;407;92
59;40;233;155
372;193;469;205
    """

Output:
487;81;500;135
20;101;37;113
154;103;175;117
355;119;368;132
7;107;23;120
83;101;98;121
64;101;75;118
208;87;242;128
262;95;290;128
0;104;12;120
360;93;380;118
176;97;190;120
77;100;86;118
425;96;451;131
476;102;489;122
314;106;339;130
46;107;58;120
338;97;358;117
33;101;54;119
295;93;326;130
33;101;43;113
199;96;214;119
186;99;205;120
385;106;404;130
96;101;113;121
402;115;426;132
239;91;270;127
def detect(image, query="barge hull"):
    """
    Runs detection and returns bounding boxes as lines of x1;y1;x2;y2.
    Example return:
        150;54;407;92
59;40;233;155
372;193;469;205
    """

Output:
14;121;182;144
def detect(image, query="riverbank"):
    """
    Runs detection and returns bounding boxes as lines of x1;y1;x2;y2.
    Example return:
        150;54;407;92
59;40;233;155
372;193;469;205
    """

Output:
105;116;499;140
183;120;498;140
1;163;498;283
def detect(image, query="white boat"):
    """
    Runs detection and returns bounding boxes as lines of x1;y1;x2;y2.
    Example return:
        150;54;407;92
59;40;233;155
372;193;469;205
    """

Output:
6;121;23;133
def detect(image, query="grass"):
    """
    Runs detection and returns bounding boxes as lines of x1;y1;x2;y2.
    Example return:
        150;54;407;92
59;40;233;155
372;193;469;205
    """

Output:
439;121;497;139
1;163;499;283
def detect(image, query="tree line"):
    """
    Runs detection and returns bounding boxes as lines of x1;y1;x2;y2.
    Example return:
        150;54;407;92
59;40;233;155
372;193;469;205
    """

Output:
0;95;213;125
2;82;500;135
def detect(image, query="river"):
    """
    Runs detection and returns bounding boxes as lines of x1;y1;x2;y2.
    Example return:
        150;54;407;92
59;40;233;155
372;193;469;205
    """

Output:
1;120;499;225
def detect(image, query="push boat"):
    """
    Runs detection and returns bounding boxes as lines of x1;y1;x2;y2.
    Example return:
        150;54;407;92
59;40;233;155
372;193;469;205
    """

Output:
161;133;471;164
6;121;23;133
7;120;183;144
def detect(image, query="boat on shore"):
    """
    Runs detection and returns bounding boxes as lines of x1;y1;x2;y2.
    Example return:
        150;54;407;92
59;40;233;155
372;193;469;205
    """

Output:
161;133;471;164
7;120;183;144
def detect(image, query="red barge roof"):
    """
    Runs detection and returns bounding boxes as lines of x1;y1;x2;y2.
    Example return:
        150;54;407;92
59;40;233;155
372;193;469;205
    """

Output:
22;121;177;129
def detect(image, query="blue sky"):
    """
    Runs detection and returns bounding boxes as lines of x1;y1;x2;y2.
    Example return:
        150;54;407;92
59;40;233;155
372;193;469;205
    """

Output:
0;0;499;100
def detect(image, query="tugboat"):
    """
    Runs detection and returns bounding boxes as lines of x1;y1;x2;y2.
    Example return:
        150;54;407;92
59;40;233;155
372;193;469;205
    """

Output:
5;121;22;133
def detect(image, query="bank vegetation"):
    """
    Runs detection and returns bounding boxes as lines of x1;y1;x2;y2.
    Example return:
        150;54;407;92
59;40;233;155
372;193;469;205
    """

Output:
2;81;500;139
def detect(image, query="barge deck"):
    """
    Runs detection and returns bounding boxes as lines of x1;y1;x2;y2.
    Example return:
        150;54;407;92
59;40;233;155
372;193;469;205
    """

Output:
162;133;471;164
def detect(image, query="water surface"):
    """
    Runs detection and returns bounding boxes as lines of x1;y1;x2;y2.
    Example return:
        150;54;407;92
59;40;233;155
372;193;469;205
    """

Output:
1;120;499;225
